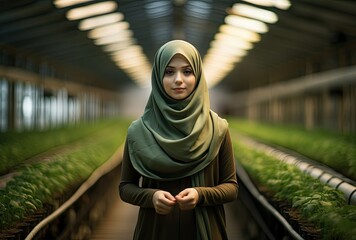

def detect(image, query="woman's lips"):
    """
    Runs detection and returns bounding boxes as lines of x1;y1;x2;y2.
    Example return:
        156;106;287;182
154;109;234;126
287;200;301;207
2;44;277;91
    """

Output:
173;88;185;92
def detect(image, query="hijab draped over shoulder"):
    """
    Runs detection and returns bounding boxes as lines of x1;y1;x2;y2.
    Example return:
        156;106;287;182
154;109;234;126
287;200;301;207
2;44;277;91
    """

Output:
126;40;228;181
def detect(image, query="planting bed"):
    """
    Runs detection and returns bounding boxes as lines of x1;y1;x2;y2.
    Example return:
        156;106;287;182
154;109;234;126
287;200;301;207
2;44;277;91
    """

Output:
0;118;130;239
229;118;356;180
229;119;356;240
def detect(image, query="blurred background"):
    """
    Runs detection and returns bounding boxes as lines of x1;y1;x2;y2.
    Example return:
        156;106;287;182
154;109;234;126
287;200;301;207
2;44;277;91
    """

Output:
1;1;356;240
1;0;355;133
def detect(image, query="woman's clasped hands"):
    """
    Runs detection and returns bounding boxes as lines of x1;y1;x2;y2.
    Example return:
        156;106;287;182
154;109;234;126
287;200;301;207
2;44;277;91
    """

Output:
152;188;199;215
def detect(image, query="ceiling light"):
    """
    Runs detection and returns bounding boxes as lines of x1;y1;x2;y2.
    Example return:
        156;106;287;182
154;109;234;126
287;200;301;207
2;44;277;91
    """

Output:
202;0;290;88
212;36;253;50
111;45;144;61
231;3;278;23
93;31;133;45
56;0;150;88
88;22;130;39
205;53;242;65
54;0;92;8
103;40;136;52
225;15;268;33
207;46;247;58
66;1;117;20
242;0;291;10
205;62;235;74
78;13;124;30
202;61;235;87
219;24;261;42
113;52;140;63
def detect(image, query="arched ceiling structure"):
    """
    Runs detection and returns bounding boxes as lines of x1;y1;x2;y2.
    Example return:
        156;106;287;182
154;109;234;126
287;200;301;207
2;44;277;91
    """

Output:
1;0;356;92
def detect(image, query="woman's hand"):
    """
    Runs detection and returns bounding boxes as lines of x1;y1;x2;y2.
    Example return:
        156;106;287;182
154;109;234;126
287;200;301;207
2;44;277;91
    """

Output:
175;188;199;210
152;190;176;215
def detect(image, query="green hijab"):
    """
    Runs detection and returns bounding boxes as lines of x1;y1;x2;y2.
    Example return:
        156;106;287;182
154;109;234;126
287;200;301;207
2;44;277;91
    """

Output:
127;40;228;240
127;40;228;180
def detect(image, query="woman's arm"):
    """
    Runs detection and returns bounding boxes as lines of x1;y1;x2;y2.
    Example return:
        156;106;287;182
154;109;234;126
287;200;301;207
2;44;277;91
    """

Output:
119;140;178;214
195;130;238;206
119;140;156;208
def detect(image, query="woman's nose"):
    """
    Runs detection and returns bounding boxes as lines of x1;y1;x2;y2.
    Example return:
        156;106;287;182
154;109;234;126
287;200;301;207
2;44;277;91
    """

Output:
174;72;183;83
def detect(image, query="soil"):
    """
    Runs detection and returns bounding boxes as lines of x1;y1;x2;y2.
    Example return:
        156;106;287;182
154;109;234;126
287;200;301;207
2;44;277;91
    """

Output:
257;183;322;240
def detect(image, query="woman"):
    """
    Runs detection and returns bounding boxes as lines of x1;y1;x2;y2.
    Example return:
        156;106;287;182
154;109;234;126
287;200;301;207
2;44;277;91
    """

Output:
119;40;238;240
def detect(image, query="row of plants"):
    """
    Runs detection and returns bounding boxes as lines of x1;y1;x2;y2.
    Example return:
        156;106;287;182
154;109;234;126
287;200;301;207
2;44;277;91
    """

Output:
228;118;356;180
231;132;356;240
0;119;127;175
0;118;130;233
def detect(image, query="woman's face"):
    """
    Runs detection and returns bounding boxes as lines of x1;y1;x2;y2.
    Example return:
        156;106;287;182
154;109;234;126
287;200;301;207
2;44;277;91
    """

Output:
163;54;196;100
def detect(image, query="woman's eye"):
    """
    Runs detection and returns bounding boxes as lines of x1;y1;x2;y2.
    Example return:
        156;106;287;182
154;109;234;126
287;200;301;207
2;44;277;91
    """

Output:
184;69;193;75
165;69;174;75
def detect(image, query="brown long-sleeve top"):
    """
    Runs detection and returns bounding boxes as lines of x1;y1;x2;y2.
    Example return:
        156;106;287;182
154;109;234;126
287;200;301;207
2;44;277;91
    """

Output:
119;130;238;240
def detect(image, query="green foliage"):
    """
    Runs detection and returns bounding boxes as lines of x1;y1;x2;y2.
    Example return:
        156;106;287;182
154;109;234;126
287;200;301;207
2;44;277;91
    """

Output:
228;118;356;180
232;139;356;240
0;118;130;175
0;118;131;230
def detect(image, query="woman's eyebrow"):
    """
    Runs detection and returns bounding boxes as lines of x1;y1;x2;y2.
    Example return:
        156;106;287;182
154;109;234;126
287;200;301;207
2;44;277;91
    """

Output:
166;65;191;68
